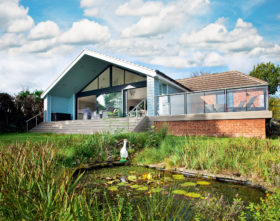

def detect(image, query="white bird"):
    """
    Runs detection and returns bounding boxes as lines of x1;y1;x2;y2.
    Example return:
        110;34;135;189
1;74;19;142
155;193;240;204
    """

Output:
120;139;128;161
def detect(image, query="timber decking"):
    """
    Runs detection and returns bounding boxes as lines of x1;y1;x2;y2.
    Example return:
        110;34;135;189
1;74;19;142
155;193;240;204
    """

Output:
31;117;151;134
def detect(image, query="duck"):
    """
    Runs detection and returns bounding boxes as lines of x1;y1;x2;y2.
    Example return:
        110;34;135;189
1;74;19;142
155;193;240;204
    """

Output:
120;139;128;162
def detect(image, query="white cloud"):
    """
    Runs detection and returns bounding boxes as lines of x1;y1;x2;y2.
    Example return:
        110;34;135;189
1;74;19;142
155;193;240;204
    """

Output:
58;19;110;44
116;0;163;16
10;38;57;54
0;52;73;93
121;0;210;37
0;0;34;33
80;0;104;17
149;51;225;69
29;21;60;40
80;0;102;7
180;18;263;53
84;8;99;17
0;33;26;49
277;14;280;19
203;52;225;67
108;38;164;57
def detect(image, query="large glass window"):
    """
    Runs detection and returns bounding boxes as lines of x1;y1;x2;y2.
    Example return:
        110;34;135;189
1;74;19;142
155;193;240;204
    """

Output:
204;90;225;113
125;71;146;84
99;68;110;89
112;66;124;86
82;78;98;92
170;94;184;115
187;93;204;114
246;87;266;111
126;87;147;114
227;89;246;112
97;92;122;117
77;95;96;120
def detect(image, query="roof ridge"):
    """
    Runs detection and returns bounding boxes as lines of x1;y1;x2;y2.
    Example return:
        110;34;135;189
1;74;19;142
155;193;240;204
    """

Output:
176;70;239;81
84;48;155;72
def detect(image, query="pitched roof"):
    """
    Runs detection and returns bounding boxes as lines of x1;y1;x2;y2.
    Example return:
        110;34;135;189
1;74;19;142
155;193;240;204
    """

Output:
176;71;268;92
42;49;187;98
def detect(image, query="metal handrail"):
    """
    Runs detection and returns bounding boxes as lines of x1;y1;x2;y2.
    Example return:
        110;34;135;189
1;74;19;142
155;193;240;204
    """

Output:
26;112;43;132
128;98;147;117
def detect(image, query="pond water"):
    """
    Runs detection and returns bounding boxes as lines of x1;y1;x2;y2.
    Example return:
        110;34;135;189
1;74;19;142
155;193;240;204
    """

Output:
80;166;264;203
79;166;265;219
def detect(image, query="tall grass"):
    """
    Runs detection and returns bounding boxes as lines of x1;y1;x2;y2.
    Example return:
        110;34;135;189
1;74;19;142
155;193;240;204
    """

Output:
134;136;280;187
0;141;189;220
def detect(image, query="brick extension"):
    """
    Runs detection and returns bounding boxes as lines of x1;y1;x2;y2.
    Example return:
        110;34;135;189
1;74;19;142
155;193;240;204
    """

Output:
154;119;266;138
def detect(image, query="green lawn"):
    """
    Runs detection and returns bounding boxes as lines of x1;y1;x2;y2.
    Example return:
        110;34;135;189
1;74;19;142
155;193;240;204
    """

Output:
0;133;72;146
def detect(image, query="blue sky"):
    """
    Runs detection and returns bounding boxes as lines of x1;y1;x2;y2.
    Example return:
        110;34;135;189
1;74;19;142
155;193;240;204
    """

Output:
0;0;280;93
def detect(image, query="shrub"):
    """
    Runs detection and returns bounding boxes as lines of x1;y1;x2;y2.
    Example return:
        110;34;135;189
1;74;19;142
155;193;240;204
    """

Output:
246;191;280;220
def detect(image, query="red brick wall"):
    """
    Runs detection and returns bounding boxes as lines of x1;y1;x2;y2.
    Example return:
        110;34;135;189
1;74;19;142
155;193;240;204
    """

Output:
154;119;266;138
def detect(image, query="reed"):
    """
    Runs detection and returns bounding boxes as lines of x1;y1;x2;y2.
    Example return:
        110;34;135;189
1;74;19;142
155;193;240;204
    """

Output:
134;136;280;187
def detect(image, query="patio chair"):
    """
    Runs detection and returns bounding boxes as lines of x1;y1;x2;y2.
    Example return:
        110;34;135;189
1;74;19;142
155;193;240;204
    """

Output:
246;96;257;108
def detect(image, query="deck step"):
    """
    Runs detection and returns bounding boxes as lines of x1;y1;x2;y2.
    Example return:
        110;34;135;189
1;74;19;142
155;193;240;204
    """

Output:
30;117;151;134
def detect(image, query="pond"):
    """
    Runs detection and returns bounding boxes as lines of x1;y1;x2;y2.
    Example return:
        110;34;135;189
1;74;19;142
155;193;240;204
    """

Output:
79;166;266;219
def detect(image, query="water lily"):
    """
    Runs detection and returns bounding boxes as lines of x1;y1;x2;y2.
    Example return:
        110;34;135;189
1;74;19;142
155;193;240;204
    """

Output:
197;181;210;186
172;174;185;180
181;182;196;187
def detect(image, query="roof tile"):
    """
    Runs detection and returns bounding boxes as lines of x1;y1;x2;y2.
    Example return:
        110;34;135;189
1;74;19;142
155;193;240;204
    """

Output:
176;71;267;92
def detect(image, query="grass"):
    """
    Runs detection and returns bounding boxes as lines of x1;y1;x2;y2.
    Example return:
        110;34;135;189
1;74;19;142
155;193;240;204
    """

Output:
0;136;189;220
134;135;280;189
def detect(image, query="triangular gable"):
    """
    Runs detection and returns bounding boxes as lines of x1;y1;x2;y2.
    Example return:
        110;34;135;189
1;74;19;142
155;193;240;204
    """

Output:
42;49;157;98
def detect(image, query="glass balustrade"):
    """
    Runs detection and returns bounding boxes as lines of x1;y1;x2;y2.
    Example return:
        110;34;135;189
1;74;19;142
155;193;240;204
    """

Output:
155;86;268;116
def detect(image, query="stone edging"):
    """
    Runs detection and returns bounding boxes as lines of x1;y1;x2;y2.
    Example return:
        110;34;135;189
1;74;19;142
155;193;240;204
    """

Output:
137;163;272;193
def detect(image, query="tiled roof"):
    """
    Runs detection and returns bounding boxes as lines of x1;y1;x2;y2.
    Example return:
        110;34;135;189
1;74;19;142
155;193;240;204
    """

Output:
176;70;268;92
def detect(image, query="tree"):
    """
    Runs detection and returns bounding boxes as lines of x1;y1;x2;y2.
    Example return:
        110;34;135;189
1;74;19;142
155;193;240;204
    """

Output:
249;62;280;95
15;90;43;121
0;93;23;132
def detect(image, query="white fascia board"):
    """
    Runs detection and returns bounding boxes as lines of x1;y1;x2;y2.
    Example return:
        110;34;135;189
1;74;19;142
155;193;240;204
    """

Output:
42;49;157;98
156;74;188;92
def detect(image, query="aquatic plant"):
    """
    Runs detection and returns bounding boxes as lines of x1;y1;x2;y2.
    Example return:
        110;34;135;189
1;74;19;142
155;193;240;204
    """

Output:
134;135;280;188
197;181;211;186
181;182;197;187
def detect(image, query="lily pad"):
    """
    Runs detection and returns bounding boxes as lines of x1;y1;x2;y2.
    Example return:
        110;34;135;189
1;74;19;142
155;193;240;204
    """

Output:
107;180;118;185
151;187;164;193
185;192;201;198
128;175;137;182
172;190;188;195
108;186;118;191
129;171;136;174
197;181;210;186
181;182;196;187
130;184;141;189
137;186;148;191
164;177;173;182
117;182;129;187
172;174;185;180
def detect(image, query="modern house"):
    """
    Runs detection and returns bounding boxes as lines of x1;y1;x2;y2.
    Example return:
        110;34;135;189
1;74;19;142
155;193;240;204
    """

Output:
38;49;272;138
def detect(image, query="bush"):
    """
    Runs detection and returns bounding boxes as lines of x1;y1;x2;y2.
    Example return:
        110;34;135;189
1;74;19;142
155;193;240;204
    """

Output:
246;191;280;220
